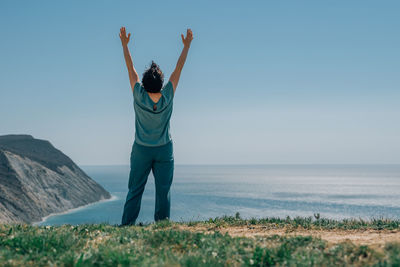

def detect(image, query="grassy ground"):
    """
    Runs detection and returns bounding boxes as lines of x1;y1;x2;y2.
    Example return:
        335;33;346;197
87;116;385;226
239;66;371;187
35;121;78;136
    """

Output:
1;214;400;266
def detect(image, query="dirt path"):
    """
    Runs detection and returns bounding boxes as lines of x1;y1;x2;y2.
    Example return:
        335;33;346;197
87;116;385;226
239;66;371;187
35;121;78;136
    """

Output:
177;225;400;247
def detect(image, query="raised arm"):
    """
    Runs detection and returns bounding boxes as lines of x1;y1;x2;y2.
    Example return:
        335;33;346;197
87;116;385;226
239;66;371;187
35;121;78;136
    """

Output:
119;27;139;92
169;28;193;93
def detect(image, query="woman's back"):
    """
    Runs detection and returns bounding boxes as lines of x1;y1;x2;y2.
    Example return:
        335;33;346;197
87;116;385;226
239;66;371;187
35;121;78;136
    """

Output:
133;81;175;146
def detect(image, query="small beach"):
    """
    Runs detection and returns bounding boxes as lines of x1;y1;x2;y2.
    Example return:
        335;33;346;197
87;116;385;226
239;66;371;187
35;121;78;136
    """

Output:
33;195;119;226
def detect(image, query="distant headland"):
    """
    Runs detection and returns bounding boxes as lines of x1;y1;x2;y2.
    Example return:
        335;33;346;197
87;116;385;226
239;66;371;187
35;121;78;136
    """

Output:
0;134;111;224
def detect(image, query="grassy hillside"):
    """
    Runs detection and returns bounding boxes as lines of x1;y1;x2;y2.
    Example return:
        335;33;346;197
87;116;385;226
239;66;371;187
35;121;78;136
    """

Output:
1;214;399;266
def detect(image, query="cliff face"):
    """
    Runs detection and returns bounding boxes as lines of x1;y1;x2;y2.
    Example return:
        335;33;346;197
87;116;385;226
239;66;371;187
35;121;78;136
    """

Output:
0;135;111;224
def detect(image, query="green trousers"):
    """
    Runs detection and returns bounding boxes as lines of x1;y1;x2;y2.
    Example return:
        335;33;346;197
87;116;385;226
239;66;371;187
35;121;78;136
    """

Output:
121;141;174;225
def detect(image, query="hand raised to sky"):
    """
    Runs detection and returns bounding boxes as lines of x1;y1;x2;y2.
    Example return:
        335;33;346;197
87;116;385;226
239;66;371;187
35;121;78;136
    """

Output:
119;27;131;46
181;28;193;47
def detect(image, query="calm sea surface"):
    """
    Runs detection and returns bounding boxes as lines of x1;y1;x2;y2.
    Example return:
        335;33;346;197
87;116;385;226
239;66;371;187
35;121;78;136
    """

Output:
37;165;400;226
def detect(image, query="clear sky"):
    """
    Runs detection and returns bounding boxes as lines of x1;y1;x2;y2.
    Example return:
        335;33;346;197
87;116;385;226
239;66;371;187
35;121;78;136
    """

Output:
1;1;399;165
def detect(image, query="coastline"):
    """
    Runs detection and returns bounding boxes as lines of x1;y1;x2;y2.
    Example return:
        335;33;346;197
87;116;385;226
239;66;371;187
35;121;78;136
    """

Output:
32;194;119;226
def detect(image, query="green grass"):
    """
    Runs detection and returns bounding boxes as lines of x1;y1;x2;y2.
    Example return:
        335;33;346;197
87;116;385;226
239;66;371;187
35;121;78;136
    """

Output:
190;213;400;230
0;215;399;266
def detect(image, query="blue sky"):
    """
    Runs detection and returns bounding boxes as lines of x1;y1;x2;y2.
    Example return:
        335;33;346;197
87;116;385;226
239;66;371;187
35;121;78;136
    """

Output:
0;1;399;165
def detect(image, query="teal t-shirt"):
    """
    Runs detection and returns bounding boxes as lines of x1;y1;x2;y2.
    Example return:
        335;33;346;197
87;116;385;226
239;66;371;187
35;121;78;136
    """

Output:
133;81;174;146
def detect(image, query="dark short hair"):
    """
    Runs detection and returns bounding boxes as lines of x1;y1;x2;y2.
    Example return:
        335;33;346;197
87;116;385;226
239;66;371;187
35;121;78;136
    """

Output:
142;61;164;93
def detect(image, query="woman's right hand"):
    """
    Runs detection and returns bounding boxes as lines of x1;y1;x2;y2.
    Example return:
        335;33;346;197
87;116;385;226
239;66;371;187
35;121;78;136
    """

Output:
181;28;193;47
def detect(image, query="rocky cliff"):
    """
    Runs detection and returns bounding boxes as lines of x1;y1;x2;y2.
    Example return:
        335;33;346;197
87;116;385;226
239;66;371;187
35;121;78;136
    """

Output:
0;134;111;224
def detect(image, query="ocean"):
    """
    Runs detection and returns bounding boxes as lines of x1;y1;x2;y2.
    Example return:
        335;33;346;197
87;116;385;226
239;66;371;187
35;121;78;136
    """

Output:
36;165;400;226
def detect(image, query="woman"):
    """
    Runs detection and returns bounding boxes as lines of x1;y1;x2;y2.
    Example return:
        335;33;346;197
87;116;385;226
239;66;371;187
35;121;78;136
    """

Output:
119;26;193;226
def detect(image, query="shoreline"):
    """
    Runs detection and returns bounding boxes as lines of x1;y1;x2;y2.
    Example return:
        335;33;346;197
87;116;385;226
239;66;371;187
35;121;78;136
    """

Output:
32;194;119;226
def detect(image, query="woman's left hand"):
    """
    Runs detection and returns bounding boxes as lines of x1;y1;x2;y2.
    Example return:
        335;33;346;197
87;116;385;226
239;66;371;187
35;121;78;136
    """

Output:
119;27;131;46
